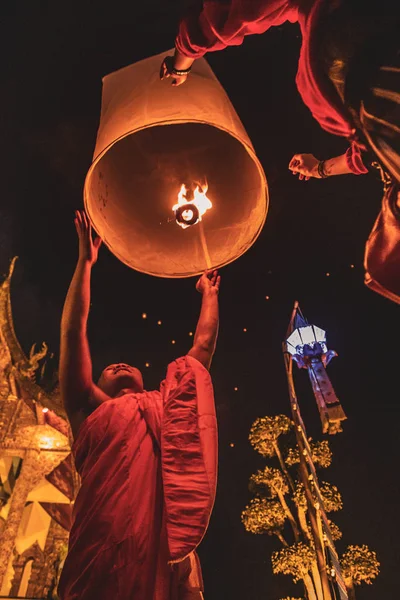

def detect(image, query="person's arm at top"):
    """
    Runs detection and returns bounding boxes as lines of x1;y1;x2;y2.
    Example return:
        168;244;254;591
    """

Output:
288;148;368;180
160;0;227;87
188;270;220;370
59;210;109;437
161;0;288;86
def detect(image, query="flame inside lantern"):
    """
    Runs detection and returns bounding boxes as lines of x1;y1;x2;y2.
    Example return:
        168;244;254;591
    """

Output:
173;184;212;229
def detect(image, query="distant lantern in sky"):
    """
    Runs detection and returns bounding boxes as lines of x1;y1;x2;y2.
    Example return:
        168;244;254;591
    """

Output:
84;50;268;278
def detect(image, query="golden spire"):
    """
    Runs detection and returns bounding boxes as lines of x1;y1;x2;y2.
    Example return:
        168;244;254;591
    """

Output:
0;257;65;416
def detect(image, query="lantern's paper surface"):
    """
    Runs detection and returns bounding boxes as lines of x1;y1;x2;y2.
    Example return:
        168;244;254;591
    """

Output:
84;50;268;277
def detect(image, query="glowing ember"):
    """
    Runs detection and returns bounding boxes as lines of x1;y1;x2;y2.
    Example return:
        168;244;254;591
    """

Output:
173;183;212;229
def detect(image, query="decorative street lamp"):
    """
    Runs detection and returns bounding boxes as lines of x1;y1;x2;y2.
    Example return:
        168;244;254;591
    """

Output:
286;307;346;435
283;302;349;600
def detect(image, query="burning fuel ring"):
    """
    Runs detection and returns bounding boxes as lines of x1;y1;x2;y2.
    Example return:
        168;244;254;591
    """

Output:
174;203;200;227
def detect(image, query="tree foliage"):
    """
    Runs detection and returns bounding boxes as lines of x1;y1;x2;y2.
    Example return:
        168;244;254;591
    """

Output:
249;415;292;457
327;519;342;541
272;542;315;583
249;466;289;498
341;545;380;585
292;481;343;513
242;497;286;535
304;519;342;544
244;413;379;598
285;440;332;469
318;482;343;512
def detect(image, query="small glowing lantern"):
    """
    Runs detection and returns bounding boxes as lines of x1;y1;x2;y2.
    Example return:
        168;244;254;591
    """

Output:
84;50;268;278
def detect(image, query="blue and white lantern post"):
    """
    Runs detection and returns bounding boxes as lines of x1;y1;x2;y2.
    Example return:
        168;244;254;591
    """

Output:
286;308;346;435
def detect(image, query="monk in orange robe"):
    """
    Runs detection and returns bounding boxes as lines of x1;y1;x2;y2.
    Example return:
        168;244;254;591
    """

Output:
58;210;220;600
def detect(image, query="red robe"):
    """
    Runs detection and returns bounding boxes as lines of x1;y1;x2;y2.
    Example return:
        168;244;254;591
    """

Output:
175;0;368;175
59;356;218;600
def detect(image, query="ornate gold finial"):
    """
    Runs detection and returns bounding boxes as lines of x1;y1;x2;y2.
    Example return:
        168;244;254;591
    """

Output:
2;256;18;288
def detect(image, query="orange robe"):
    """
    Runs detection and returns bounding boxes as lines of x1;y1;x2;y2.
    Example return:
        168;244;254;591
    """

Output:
59;356;217;600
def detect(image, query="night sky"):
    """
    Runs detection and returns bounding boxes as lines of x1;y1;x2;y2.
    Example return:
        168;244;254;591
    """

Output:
2;2;400;598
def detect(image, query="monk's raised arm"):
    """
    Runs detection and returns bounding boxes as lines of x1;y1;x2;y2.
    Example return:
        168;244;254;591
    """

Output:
188;270;220;370
60;211;108;434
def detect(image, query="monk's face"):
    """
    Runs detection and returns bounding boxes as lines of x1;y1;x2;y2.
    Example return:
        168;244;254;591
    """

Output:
98;363;144;397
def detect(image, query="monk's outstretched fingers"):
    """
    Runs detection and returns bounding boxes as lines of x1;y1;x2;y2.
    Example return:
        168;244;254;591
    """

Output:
75;211;83;232
85;214;92;236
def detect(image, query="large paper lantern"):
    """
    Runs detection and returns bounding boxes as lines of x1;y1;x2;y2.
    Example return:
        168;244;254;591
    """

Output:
84;50;268;278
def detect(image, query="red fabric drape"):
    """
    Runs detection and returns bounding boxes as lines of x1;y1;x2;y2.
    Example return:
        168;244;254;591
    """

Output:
59;356;217;600
176;0;368;174
364;185;400;303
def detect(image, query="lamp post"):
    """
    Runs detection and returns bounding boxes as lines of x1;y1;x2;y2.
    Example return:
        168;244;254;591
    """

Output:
283;302;349;600
286;306;346;435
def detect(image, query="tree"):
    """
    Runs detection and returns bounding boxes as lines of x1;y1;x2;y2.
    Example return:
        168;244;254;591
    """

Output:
285;441;332;469
293;481;343;513
249;416;292;458
242;497;287;545
249;416;294;491
243;414;379;600
249;466;299;538
340;544;380;599
272;543;317;600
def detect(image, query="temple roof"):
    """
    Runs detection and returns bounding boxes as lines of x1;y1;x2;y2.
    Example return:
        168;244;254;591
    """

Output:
0;258;65;417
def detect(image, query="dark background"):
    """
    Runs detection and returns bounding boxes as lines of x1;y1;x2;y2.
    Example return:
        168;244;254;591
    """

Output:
1;1;399;598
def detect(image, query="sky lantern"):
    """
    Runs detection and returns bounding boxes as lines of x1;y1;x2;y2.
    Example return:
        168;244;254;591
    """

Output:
84;50;268;277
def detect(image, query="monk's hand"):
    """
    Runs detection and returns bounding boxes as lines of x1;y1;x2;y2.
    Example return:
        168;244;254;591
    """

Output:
74;210;102;266
196;270;221;295
160;55;190;87
289;153;321;180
